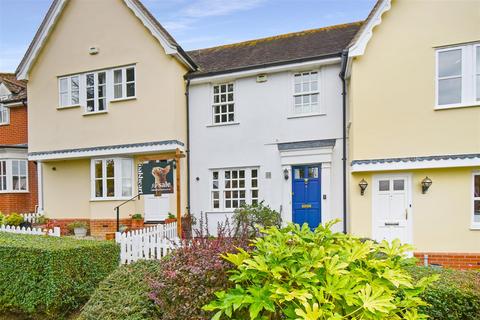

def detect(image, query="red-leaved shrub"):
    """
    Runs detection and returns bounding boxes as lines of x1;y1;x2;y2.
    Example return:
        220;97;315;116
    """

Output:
149;218;248;320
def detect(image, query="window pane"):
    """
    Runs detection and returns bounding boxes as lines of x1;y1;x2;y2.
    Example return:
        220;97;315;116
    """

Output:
127;83;135;97
474;200;480;223
60;93;69;106
438;77;462;105
87;87;94;99
11;161;18;175
114;70;122;84
438;49;462;77
122;159;132;179
126;68;135;82
71;76;79;104
106;160;115;177
475;175;480;197
95;160;103;178
393;179;404;191
19;161;27;175
95;180;103;197
98;72;106;84
86;74;94;86
98;99;105;111
60;78;68;92
379;180;390;191
114;84;122;99
308;167;318;178
107;179;115;197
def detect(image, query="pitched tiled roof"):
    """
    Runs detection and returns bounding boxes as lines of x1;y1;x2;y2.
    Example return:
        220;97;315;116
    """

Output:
0;73;27;103
187;21;363;78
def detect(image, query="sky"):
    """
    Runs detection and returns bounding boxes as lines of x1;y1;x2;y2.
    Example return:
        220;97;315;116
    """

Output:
0;0;376;72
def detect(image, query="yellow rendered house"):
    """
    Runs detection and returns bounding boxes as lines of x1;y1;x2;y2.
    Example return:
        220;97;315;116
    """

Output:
345;0;480;268
16;0;195;237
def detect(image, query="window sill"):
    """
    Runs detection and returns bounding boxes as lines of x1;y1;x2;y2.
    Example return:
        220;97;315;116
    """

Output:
206;122;240;128
0;190;29;194
57;104;81;110
287;112;326;119
435;102;480;110
204;210;235;214
470;225;480;230
110;96;136;103
90;197;134;202
0;123;9;126
83;110;108;116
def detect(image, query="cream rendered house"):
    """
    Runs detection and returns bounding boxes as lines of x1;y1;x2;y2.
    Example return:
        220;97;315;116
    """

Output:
16;0;196;237
346;0;480;268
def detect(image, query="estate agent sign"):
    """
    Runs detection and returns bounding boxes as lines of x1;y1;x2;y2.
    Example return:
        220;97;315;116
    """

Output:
138;160;174;195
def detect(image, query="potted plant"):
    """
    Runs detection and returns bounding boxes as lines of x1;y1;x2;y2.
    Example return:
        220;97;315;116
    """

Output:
67;221;88;237
164;212;177;224
131;213;144;229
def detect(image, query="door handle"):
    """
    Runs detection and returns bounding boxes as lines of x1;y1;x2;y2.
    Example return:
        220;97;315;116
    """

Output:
405;209;408;220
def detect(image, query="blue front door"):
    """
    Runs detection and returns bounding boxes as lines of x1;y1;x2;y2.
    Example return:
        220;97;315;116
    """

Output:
292;164;321;229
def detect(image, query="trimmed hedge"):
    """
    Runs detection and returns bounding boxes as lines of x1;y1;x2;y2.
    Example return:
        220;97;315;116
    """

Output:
78;260;161;320
409;266;480;320
0;232;119;318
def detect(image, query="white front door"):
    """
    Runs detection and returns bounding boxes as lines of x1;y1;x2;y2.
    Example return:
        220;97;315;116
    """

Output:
144;194;170;222
372;174;412;245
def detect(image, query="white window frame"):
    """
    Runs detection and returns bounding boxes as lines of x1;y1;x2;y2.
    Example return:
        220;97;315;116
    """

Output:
90;158;134;200
57;65;136;113
0;104;9;125
210;167;259;211
112;66;136;101
435;43;480;110
211;83;235;125
0;159;28;193
472;171;480;229
58;75;80;108
291;70;323;117
85;71;107;114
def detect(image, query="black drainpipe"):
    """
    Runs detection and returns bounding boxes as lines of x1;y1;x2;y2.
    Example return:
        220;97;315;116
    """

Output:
339;49;349;234
185;78;191;214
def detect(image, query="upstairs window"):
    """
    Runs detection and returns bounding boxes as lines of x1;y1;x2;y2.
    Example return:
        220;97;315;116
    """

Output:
58;75;80;107
0;105;9;125
0;159;28;192
92;158;133;199
293;71;320;115
212;83;234;124
86;72;106;113
113;67;136;99
436;43;480;108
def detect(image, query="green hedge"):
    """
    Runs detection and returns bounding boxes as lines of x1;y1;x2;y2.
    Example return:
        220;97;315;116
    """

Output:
78;260;161;320
408;266;480;320
0;232;119;318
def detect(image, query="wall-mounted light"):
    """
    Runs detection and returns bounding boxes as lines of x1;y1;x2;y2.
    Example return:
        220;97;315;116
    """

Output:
359;179;368;196
283;168;289;180
421;176;432;194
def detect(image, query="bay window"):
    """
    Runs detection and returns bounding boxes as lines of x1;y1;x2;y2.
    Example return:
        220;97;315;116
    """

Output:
211;168;259;210
436;43;480;108
91;158;133;199
0;159;28;192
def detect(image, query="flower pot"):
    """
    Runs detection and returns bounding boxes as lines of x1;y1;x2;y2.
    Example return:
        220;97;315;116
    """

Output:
131;219;144;229
74;227;87;237
105;232;116;240
164;218;177;224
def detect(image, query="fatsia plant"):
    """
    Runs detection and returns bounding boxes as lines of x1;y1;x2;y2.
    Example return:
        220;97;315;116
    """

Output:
204;221;438;320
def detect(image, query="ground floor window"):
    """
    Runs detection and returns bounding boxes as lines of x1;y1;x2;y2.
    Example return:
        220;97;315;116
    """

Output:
91;158;133;199
211;168;259;210
0;159;27;192
473;172;480;227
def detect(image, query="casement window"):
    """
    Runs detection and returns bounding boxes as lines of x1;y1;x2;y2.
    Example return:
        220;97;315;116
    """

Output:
211;168;259;210
293;71;320;115
86;72;107;113
473;173;480;228
436;43;480;108
57;65;136;112
0;159;28;192
91;158;133;199
212;83;234;124
58;75;80;107
113;66;136;99
0;105;9;125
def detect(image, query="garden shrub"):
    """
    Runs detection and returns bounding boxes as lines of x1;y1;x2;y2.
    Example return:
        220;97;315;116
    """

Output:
205;221;437;320
149;230;249;320
232;201;282;237
4;212;23;226
408;266;480;320
78;260;161;320
0;232;119;318
0;213;4;225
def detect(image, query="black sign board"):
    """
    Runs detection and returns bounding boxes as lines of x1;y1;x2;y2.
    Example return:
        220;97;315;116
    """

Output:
138;160;174;195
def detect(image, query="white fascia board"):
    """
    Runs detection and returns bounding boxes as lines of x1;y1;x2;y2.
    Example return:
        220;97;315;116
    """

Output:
189;57;341;85
351;157;480;172
348;0;392;58
28;143;184;161
0;148;28;159
16;0;68;80
2;101;25;108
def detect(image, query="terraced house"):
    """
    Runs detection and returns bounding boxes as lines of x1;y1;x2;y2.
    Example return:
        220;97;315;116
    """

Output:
0;74;37;214
346;0;480;268
16;0;195;237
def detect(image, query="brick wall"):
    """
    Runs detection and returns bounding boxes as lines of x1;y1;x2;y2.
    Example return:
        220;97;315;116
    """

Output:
0;161;38;214
0;105;28;144
51;218;133;238
414;252;480;270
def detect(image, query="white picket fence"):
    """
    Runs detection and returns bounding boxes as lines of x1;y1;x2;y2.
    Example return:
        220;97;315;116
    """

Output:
21;212;44;224
116;222;179;264
0;225;61;237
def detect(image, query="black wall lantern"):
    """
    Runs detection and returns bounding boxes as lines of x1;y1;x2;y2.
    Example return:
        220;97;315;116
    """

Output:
283;168;289;180
359;179;368;196
421;176;432;194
